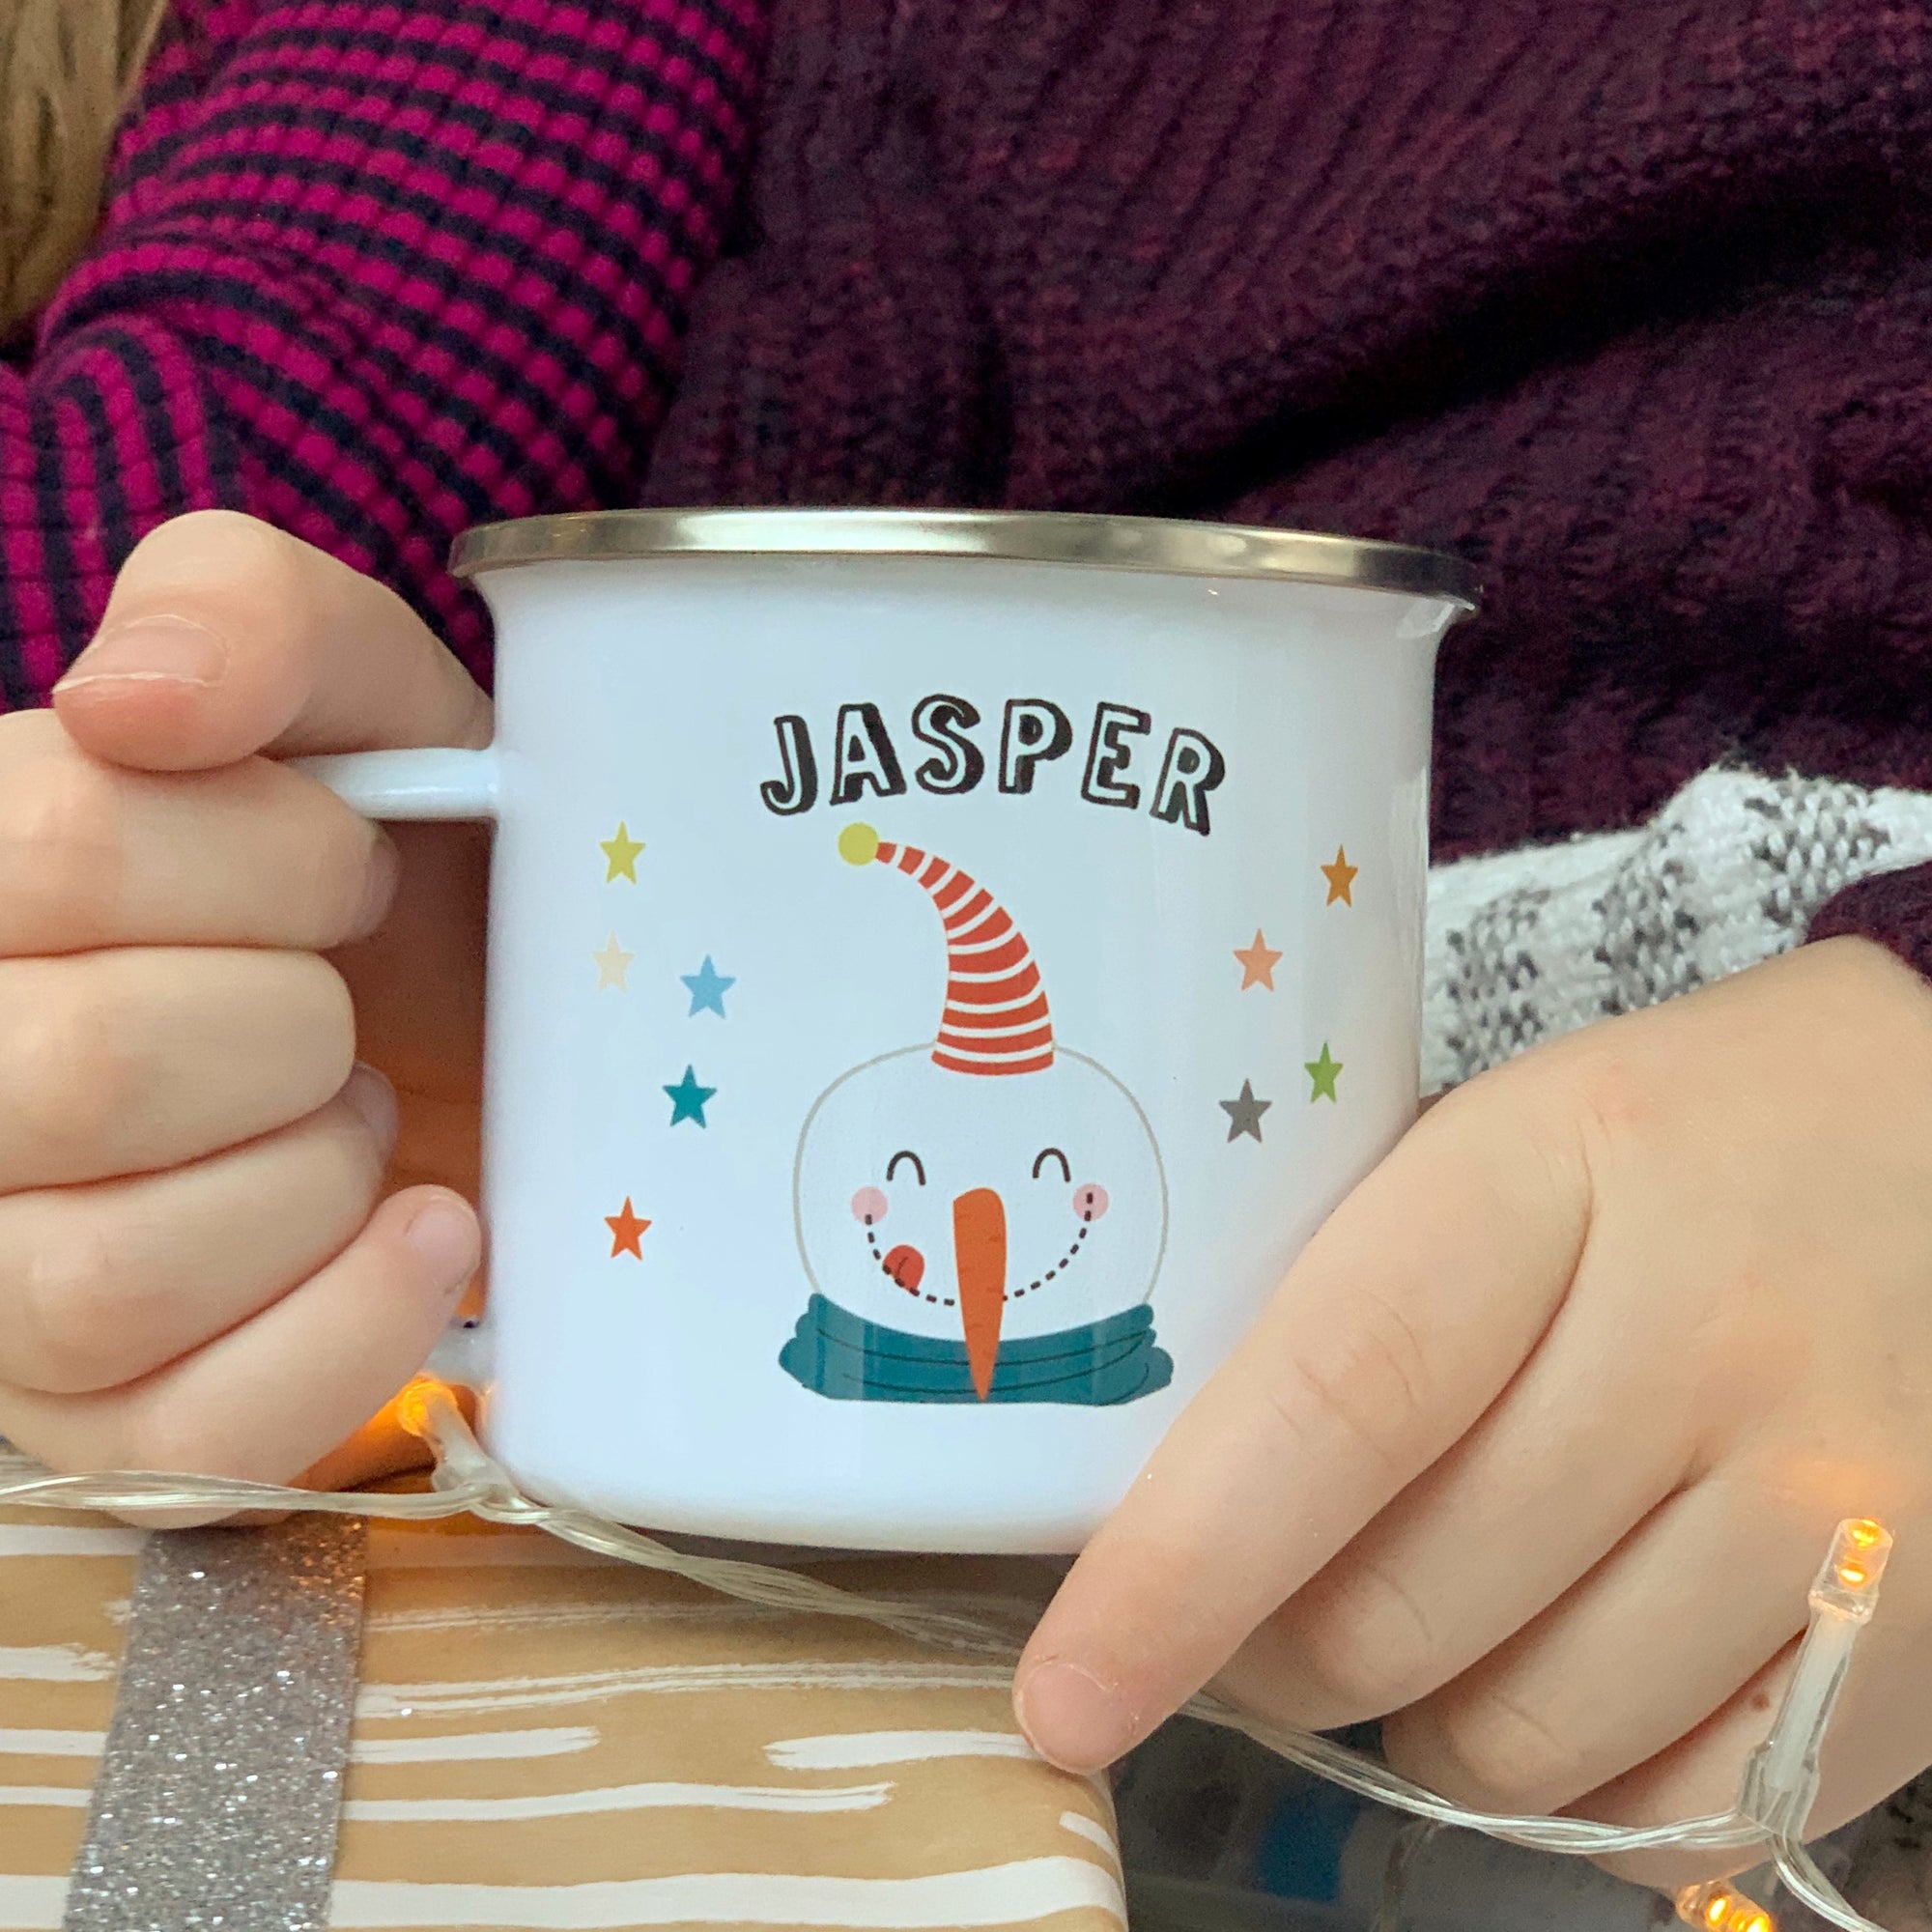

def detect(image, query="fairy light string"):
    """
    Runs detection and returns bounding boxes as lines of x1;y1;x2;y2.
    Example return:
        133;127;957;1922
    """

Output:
0;1379;1896;1932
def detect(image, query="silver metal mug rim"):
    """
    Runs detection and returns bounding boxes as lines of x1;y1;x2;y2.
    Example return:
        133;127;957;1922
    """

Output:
448;507;1481;607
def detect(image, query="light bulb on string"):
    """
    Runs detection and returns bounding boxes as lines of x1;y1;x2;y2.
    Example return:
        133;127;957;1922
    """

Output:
1680;1880;1776;1932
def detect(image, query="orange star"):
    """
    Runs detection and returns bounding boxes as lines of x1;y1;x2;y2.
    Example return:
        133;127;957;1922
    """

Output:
605;1197;650;1260
1321;845;1358;906
1233;929;1284;991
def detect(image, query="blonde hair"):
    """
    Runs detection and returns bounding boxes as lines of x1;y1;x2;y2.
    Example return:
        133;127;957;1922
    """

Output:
1;0;167;335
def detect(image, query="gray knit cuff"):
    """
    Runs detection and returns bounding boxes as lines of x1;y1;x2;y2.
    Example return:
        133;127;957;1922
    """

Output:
1423;768;1932;1093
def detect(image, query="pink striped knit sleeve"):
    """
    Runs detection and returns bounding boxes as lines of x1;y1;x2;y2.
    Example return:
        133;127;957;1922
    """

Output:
0;0;767;704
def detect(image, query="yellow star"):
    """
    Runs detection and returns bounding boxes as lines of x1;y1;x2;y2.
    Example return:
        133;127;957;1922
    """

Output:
601;821;644;883
1321;845;1358;906
605;1197;651;1260
1233;929;1284;991
591;933;634;990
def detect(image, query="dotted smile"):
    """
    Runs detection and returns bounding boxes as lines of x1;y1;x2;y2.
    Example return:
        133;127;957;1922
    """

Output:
858;1206;1100;1306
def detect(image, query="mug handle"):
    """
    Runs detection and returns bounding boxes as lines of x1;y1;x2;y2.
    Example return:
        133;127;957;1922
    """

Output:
290;746;502;1387
289;746;500;820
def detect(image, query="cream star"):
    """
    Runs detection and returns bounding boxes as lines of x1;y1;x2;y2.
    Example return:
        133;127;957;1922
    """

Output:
592;933;635;990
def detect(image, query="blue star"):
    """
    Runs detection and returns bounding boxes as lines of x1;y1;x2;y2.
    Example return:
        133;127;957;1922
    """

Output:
664;1065;717;1128
680;955;736;1018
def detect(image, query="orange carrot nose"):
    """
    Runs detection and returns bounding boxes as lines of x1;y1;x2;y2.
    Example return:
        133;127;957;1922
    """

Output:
952;1187;1007;1401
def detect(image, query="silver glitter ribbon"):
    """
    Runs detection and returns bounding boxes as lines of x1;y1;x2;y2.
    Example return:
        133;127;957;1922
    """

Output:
64;1516;367;1932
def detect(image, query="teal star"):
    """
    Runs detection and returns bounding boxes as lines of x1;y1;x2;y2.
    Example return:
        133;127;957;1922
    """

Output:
680;955;736;1018
665;1065;716;1128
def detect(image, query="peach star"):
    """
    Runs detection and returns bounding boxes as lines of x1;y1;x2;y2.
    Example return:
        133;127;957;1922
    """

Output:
1321;845;1358;906
605;1197;650;1260
1233;929;1284;991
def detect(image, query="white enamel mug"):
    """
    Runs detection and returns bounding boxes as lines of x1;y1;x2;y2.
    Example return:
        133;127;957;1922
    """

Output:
299;509;1477;1554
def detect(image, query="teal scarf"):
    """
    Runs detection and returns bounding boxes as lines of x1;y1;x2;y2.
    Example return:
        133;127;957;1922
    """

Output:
780;1294;1173;1406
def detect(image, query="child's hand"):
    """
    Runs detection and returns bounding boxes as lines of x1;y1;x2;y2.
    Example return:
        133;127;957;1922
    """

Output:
1017;936;1932;1883
0;512;488;1489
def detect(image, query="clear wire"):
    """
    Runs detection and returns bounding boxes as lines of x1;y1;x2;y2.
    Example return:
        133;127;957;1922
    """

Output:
0;1386;1891;1928
1774;1840;1884;1932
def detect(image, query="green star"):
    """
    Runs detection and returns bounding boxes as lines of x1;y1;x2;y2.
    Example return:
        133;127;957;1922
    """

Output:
664;1065;716;1128
1305;1043;1343;1103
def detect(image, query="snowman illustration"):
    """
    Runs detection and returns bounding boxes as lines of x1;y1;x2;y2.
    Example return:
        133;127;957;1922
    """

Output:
781;822;1173;1406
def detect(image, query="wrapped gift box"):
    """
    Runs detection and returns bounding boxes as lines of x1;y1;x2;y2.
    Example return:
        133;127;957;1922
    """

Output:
2;1500;1122;1930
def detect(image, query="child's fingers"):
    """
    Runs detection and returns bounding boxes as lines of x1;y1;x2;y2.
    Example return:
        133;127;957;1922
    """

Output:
0;1068;397;1396
0;713;397;956
1218;1364;1686;1734
1221;1238;1707;1732
52;510;491;773
1378;1481;1828;1817
0;1184;481;1485
0;947;354;1190
1014;1077;1595;1772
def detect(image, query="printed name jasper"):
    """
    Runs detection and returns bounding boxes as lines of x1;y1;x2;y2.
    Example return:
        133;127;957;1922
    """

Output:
758;696;1229;836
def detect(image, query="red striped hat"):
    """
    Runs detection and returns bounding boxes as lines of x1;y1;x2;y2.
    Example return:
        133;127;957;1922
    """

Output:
839;822;1053;1076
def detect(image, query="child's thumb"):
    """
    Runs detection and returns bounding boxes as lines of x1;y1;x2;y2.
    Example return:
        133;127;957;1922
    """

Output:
53;510;491;772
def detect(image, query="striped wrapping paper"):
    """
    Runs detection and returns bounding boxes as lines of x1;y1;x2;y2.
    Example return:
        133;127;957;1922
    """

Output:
0;1501;1122;1931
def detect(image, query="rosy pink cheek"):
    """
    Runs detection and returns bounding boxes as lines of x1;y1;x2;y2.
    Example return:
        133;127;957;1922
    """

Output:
851;1186;890;1224
1073;1183;1110;1222
883;1245;926;1292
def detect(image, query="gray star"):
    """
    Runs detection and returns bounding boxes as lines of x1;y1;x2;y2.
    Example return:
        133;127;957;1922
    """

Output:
1220;1080;1272;1144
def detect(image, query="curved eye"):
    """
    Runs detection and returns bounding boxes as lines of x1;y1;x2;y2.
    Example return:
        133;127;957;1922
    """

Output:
1032;1147;1072;1183
886;1150;926;1185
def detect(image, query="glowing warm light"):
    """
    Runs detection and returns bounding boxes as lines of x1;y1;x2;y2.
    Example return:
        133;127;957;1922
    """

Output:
1678;1882;1776;1932
1814;1517;1894;1618
392;1376;452;1439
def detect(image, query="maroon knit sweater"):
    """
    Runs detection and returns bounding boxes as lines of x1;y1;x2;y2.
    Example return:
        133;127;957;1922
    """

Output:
643;0;1932;975
9;1;1932;976
0;0;765;694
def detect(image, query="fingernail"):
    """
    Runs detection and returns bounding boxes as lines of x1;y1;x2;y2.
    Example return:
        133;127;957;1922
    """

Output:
402;1198;481;1295
57;615;228;691
351;833;402;938
341;1062;399;1153
1016;1661;1137;1771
